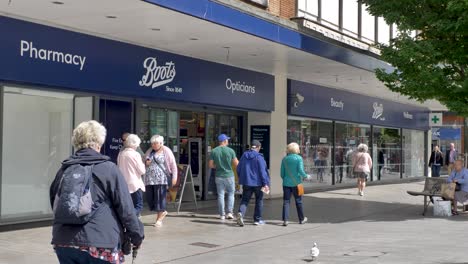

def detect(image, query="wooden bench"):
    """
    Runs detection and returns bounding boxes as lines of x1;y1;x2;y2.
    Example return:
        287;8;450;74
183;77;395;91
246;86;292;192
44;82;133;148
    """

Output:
407;177;447;216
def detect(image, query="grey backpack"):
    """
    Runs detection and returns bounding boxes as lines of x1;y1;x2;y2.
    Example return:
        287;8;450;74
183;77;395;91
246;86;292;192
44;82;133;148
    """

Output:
53;164;95;225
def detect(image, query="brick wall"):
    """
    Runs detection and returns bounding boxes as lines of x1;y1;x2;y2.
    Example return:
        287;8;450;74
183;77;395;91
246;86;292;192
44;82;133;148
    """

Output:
268;0;296;18
239;0;296;18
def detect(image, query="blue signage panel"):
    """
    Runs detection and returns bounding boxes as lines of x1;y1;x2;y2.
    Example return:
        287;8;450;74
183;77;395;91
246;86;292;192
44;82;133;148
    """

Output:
288;79;429;130
432;128;461;140
0;16;274;112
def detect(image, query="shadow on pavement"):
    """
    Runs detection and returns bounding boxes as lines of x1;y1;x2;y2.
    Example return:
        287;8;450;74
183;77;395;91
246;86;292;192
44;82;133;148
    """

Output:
166;195;468;225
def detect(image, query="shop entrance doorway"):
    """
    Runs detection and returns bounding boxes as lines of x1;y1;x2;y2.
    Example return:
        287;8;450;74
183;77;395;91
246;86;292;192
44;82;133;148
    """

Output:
137;104;244;200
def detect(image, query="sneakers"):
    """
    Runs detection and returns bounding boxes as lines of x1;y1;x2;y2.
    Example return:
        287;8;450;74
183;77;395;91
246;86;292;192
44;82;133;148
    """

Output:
237;213;244;227
282;221;289;226
359;191;364;196
219;215;226;220
254;220;266;226
300;217;308;225
226;213;234;220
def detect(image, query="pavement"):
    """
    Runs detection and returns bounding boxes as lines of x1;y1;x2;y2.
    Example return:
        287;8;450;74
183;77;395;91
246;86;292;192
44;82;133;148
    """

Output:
0;181;467;264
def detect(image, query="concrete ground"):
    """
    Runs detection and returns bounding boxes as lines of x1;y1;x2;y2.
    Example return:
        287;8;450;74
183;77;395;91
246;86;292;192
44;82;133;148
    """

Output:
0;181;467;264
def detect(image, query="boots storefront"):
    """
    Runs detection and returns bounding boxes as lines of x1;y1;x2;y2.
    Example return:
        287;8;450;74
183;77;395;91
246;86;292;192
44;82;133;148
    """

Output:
0;16;274;224
287;80;429;187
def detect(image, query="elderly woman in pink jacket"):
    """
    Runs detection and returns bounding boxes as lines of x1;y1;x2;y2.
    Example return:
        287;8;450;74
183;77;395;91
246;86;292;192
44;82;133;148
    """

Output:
117;134;146;217
144;135;178;227
352;143;373;196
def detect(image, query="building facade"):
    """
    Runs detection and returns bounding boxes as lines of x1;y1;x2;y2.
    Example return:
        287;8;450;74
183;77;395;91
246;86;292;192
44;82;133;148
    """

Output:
0;0;441;225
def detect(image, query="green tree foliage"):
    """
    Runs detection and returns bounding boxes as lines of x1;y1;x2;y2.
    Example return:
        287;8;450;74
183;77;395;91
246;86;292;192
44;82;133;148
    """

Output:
361;0;468;114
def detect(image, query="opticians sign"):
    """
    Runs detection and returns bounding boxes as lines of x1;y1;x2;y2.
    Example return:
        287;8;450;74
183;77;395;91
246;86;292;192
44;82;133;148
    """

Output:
0;16;274;112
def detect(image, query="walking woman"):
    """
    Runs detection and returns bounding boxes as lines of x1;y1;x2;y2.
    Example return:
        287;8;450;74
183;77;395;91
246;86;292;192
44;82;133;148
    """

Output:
352;144;372;196
280;142;310;226
428;145;444;177
144;135;178;227
117;134;146;217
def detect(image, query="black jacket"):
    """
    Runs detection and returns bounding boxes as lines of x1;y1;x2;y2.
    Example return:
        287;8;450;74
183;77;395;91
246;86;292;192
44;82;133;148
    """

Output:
429;151;444;166
50;148;144;249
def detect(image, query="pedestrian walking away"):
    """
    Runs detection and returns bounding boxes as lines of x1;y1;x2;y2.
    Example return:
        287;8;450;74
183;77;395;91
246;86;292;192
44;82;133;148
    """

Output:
117;134;146;218
144;135;178;227
352;144;372;196
50;120;144;264
209;134;239;220
281;142;310;226
236;140;270;226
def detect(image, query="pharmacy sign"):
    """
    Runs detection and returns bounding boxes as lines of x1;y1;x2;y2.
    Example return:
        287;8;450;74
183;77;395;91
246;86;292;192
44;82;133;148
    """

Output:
429;113;443;126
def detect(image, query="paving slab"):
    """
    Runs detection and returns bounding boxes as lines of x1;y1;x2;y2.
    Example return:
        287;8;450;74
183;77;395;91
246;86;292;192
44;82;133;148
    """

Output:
0;181;466;264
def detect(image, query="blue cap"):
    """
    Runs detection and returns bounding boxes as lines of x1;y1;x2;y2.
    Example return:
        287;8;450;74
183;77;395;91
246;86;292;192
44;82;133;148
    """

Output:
218;134;230;142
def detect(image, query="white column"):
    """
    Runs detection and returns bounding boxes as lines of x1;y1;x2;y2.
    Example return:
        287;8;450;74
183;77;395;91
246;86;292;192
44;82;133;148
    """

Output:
247;75;288;197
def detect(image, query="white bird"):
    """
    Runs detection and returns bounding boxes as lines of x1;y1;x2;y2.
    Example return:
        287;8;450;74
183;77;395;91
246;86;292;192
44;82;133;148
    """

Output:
310;242;320;261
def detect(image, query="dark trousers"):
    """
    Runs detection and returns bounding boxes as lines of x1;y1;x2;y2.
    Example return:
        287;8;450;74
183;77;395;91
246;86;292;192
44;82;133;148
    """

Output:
282;186;305;222
238;186;264;222
146;185;167;212
55;247;109;264
131;189;144;216
431;165;441;177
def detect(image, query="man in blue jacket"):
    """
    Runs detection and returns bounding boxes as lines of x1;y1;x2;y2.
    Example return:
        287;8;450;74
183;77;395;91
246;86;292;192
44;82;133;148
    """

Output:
236;140;270;226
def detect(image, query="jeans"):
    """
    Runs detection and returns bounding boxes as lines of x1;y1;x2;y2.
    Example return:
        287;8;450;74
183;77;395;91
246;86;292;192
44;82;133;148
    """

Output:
238;186;264;222
131;189;144;216
55;247;110;264
282;186;305;222
215;177;235;216
432;165;441;177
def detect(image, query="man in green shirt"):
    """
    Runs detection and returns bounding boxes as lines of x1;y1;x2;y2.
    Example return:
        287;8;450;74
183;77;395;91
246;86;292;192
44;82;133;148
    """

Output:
209;134;239;220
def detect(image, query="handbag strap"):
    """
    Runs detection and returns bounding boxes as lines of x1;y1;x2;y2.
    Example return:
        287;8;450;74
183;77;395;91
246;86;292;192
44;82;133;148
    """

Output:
353;153;364;172
283;156;301;186
152;151;171;179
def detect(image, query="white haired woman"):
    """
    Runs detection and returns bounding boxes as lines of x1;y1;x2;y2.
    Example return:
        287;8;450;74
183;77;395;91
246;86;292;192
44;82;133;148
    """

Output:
352;143;373;196
117;134;146;218
280;142;310;226
144;135;178;227
50;121;143;263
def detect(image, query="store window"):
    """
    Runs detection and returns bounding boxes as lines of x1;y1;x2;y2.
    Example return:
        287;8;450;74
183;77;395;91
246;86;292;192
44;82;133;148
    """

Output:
361;4;376;43
378;17;390;45
342;0;359;37
287;118;333;186
1;87;73;221
373;127;401;180
402;129;425;178
138;106;168;154
322;0;339;30
297;0;319;21
335;122;371;184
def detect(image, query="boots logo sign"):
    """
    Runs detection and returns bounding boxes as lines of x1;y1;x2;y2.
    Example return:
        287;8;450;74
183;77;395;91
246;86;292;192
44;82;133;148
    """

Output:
372;102;385;121
139;57;177;89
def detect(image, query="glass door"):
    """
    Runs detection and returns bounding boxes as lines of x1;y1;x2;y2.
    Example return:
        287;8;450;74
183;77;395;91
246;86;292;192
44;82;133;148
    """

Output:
373;126;402;180
335;122;371;184
138;106;167;154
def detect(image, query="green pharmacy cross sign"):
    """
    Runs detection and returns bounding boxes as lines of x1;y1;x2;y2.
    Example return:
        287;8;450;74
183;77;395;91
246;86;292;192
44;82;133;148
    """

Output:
429;113;443;126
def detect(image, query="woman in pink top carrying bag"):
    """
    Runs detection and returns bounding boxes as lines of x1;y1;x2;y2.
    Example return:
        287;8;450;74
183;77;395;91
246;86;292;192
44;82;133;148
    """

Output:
352;144;373;196
117;134;146;217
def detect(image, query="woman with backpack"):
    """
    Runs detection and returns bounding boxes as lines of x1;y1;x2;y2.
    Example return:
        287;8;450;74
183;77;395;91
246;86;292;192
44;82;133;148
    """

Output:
50;120;144;264
144;135;178;227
